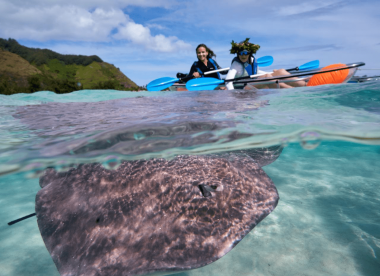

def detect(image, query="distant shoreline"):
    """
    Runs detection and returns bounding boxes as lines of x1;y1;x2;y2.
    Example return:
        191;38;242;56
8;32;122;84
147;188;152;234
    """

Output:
0;38;144;95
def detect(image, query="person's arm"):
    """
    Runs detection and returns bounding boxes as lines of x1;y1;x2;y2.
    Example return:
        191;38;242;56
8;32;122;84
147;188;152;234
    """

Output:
180;64;197;82
188;64;197;77
225;69;237;90
225;61;244;90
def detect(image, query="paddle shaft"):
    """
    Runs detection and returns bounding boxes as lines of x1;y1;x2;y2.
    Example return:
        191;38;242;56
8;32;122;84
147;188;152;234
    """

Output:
204;68;230;75
181;67;229;82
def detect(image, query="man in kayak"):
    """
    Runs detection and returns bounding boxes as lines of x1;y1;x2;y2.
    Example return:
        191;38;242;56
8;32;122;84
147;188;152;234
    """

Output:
180;44;228;82
225;38;305;89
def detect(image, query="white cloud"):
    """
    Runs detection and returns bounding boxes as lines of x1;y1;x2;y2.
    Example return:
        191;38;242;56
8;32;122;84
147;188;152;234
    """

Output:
0;0;190;52
146;23;167;30
0;5;126;41
114;21;191;52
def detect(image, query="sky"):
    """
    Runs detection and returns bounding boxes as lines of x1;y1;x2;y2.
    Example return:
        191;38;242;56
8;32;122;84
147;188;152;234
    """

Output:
0;0;379;86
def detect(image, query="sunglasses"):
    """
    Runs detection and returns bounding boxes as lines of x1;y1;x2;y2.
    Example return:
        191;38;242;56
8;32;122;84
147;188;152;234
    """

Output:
239;50;250;56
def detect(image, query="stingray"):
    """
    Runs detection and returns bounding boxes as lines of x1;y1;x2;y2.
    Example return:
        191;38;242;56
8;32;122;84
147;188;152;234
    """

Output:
36;153;280;276
11;91;281;275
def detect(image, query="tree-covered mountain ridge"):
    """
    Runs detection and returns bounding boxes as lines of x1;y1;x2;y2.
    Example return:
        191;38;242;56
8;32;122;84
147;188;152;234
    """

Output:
0;38;139;95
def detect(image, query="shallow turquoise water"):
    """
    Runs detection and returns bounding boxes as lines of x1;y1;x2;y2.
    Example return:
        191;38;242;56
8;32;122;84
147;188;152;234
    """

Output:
0;82;379;275
177;141;380;276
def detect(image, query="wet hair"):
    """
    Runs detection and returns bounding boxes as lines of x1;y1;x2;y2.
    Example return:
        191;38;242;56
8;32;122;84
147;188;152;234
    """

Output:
196;44;216;59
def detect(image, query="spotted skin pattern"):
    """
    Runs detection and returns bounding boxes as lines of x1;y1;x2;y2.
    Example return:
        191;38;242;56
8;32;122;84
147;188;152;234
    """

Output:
36;154;279;276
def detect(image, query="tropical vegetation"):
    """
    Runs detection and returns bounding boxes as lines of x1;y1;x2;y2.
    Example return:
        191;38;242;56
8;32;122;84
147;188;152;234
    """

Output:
0;38;142;95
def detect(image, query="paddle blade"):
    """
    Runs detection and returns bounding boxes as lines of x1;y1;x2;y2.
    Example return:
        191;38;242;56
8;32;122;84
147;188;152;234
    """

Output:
147;77;179;91
298;60;320;71
186;78;224;91
256;56;273;67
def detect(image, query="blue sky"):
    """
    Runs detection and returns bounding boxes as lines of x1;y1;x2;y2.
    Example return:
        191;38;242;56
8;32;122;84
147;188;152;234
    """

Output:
0;0;379;85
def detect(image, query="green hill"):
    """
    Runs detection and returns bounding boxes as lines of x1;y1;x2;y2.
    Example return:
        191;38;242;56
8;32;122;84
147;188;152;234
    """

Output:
0;38;103;66
0;38;139;95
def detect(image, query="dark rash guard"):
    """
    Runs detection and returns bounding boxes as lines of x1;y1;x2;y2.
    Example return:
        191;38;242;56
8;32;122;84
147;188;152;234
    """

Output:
183;58;227;82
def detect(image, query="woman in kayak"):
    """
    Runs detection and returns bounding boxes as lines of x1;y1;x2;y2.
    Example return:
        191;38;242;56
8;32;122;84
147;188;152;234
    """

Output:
182;44;228;82
225;38;305;89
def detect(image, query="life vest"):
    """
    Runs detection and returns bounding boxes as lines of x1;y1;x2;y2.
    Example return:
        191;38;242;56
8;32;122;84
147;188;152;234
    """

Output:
193;58;221;79
231;56;257;77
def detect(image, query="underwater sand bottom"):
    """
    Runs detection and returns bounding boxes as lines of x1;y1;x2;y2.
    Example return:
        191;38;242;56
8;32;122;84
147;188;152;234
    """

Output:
0;141;379;276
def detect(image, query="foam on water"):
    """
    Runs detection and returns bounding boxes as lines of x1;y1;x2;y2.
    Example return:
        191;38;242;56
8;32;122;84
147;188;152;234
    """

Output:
0;81;379;275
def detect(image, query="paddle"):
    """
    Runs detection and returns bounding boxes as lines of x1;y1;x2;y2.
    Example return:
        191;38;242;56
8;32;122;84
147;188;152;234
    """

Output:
204;67;230;75
254;55;274;67
186;60;319;91
287;60;319;72
147;77;181;92
147;56;274;91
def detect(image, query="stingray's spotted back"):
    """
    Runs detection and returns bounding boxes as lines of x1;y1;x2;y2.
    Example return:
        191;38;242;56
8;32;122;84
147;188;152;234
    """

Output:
36;154;279;276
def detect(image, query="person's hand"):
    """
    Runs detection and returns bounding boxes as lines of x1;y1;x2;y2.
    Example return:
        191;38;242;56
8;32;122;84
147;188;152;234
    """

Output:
193;72;201;78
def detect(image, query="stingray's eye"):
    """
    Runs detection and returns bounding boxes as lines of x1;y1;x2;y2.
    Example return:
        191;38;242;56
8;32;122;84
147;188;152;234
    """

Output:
198;184;211;197
198;184;217;197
